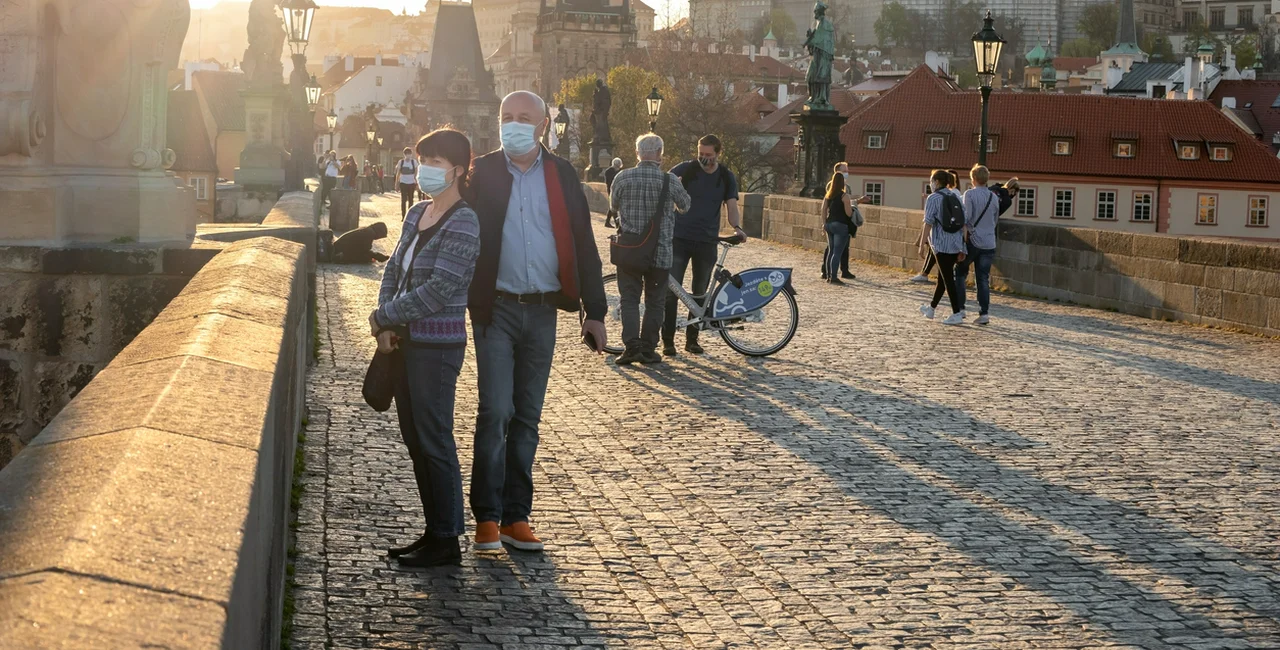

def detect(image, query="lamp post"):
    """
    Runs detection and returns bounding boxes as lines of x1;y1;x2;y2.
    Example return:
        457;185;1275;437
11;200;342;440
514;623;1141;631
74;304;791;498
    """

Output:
971;10;1005;166
365;118;378;191
326;110;337;152
646;86;663;133
281;0;318;190
554;104;570;158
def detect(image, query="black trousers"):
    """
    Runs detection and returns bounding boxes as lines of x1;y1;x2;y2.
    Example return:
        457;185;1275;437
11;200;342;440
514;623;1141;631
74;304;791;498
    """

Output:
930;252;963;313
921;250;936;276
663;237;718;344
319;176;337;208
618;265;667;351
821;245;850;277
400;183;417;217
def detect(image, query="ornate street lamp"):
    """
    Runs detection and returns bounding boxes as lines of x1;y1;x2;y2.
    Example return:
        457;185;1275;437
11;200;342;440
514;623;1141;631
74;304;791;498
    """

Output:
305;75;321;111
646;86;663;133
554;104;571;157
971;10;1005;165
281;0;318;190
282;0;318;57
325;110;336;151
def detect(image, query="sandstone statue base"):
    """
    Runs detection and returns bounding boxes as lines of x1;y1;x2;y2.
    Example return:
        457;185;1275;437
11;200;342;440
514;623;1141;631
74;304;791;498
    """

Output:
0;169;196;245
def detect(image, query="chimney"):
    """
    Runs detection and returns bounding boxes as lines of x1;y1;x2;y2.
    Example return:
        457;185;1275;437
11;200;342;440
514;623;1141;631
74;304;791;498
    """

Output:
1186;56;1200;97
345;55;355;71
376;52;383;66
749;45;755;62
1223;96;1236;109
1105;62;1124;89
324;54;340;72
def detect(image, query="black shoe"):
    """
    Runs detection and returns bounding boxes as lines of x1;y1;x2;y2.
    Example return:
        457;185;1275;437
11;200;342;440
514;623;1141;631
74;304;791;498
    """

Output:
638;349;663;364
828;278;845;285
841;272;856;280
615;349;641;365
685;340;704;355
388;530;431;558
820;273;828;280
662;342;677;357
371;252;390;263
398;536;461;568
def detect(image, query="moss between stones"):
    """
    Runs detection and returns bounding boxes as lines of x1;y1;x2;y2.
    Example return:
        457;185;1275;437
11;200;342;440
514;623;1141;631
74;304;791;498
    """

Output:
281;420;307;650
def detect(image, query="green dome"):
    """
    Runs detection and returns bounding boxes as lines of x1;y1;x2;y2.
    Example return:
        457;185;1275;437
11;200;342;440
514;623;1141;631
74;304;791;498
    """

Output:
1026;43;1048;67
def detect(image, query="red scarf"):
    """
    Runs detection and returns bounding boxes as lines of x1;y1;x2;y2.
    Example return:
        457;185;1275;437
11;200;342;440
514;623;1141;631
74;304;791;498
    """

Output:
540;158;579;301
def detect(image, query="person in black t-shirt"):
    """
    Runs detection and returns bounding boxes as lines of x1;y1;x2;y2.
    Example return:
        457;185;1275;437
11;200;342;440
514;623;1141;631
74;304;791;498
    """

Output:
603;157;623;228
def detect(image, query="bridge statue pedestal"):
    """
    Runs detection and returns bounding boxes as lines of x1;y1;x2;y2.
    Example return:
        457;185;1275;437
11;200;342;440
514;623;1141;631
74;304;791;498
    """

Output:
791;108;848;199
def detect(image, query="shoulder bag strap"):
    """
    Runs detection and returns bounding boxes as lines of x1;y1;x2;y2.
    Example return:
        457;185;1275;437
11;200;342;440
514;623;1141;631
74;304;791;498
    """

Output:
973;193;995;229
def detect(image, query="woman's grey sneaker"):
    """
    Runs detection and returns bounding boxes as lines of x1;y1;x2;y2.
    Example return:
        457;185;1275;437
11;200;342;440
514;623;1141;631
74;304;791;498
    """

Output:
919;304;935;319
942;312;964;325
909;274;930;283
976;314;990;325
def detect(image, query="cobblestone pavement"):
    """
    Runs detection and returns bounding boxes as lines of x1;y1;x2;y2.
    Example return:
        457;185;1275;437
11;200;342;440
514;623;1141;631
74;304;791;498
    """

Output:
292;192;1280;649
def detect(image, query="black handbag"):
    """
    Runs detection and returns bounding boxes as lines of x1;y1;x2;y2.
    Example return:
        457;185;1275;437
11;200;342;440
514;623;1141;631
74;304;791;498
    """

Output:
609;173;669;272
362;346;402;412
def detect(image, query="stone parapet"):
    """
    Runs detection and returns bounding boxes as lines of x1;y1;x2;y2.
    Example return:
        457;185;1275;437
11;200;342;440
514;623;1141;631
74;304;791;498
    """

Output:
761;196;1280;337
0;237;309;648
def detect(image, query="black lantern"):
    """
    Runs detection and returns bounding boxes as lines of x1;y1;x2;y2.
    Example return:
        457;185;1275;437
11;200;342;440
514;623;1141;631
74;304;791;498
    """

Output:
553;104;571;157
971;10;1005;165
305;75;321;111
325;110;337;132
281;0;318;56
366;121;377;144
645;86;663;132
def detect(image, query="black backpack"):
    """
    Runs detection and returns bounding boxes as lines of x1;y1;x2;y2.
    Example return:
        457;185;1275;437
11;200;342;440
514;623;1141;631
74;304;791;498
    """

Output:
938;191;966;233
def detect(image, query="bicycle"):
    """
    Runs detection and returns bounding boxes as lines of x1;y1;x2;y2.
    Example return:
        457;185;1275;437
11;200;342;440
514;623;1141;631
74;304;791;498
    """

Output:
597;235;799;357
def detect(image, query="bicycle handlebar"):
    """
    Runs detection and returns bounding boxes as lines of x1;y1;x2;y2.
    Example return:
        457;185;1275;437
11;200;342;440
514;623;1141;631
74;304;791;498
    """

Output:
718;234;747;245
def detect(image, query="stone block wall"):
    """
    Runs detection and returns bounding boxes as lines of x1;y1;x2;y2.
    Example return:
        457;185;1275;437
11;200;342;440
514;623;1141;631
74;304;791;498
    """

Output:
0;244;221;469
761;195;1280;337
0;237;310;648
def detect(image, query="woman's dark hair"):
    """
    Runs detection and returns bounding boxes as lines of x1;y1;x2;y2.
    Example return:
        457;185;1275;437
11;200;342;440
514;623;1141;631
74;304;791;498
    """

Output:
824;169;845;200
930;169;952;186
415;128;472;192
945;169;959;187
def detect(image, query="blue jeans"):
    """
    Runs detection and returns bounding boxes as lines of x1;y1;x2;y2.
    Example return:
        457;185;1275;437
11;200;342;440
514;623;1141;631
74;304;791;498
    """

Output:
824;221;850;280
471;299;558;525
954;243;996;315
394;346;466;537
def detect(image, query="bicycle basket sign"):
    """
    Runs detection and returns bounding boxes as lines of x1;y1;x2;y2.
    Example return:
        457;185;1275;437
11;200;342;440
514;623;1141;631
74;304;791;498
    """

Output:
712;268;791;318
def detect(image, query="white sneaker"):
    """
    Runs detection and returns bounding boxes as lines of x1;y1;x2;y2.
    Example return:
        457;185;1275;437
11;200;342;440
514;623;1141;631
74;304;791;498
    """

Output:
919;304;935;319
941;313;964;325
976;314;990;325
909;274;930;283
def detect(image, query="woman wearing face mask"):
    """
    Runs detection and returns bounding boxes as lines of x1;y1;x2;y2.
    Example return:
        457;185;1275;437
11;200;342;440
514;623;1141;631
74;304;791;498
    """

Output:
369;128;482;568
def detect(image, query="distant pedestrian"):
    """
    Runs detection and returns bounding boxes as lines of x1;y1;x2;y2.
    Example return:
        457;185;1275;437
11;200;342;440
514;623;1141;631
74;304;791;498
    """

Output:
341;156;358;190
609;135;691;365
664;134;746;357
397;147;420;217
955;164;999;326
821;167;856;285
320;151;340;209
603;157;623;228
919;169;966;325
376;165;386;193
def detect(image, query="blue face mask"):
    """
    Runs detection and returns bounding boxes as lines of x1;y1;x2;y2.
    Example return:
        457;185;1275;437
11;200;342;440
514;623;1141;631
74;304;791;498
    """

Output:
501;121;538;156
417;164;454;195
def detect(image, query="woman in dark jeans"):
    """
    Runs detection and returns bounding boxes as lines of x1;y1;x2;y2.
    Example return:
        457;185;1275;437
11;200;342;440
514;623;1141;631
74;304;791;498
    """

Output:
918;169;966;325
822;170;856;285
369;129;481;567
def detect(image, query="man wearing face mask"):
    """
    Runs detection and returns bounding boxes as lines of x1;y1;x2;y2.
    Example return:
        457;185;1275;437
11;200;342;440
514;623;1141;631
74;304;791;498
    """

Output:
664;135;746;357
398;147;420;217
462;91;608;553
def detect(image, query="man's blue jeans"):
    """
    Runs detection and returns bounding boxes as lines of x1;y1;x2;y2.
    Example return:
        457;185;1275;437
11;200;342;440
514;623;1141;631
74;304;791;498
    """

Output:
954;243;996;315
471;299;558;526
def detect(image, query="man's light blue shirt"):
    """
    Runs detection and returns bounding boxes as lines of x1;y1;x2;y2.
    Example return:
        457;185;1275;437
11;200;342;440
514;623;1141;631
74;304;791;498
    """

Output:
963;185;999;250
496;149;562;294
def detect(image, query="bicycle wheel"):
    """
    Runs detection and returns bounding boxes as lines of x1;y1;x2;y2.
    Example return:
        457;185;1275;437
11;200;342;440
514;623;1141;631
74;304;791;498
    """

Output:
718;288;799;357
599;273;626;355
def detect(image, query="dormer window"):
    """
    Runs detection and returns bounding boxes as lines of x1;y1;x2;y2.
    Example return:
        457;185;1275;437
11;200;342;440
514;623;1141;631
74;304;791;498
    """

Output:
929;136;947;151
1179;144;1199;160
1115;142;1136;157
866;134;885;149
1053;140;1072;155
973;135;998;153
1211;145;1232;161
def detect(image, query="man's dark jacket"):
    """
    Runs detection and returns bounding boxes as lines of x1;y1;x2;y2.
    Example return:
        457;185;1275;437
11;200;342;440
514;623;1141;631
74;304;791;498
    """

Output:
464;147;607;326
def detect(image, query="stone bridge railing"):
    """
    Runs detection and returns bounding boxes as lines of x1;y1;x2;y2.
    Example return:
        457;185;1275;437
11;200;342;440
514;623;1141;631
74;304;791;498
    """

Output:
764;196;1280;337
0;194;319;647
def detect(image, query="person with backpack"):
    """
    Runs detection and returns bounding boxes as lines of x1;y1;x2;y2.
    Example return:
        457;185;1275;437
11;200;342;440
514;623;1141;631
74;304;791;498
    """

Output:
663;134;746;357
919;169;966;325
954;165;1000;325
396;147;420;216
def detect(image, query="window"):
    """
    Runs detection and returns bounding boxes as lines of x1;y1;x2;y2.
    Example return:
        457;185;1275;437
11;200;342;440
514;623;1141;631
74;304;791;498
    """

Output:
929;136;946;151
1211;146;1231;161
1152;84;1167;98
864;181;883;205
1115;142;1135;157
1017;188;1037;216
1096;191;1117;220
1249;196;1268;226
1183;10;1199;27
1210;8;1225;28
187;177;207;201
1179;144;1199;160
376;76;383;86
1054;189;1074;218
1198;194;1218;224
1133;192;1154;221
866;134;884;149
1053;140;1072;155
1239;6;1254;26
975;135;997;152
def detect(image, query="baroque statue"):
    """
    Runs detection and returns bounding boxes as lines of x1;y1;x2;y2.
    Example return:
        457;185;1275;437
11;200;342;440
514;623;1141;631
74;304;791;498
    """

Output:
803;1;835;110
590;79;612;144
242;0;286;89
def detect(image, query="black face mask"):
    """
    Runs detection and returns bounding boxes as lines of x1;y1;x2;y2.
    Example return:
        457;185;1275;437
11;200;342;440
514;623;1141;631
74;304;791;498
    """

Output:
698;156;715;168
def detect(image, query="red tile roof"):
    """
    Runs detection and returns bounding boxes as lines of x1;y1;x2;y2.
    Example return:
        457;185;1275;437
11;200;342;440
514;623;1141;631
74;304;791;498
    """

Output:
191;70;247;132
756;90;861;136
1052;57;1099;73
166;90;216;173
320;57;402;91
1209;80;1280;145
840;66;1280;183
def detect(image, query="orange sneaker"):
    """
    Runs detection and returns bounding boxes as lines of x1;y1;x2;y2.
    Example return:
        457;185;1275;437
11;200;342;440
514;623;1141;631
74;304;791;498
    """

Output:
499;521;544;551
474;521;501;550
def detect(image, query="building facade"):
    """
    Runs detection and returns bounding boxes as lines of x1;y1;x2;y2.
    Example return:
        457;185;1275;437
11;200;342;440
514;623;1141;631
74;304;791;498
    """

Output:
426;3;501;154
536;0;636;100
1179;0;1270;30
839;67;1280;239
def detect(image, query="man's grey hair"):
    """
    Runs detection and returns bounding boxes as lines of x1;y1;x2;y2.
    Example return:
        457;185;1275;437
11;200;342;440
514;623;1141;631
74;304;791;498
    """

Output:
635;133;664;157
612;157;623;167
501;90;547;116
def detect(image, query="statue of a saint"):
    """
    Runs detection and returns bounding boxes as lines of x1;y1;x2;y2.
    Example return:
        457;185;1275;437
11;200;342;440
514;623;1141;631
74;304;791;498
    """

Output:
242;0;285;88
590;79;612;144
803;1;835;110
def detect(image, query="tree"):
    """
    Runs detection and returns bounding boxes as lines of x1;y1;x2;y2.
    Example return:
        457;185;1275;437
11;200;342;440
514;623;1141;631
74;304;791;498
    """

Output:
1078;2;1118;49
1229;34;1258;69
1142;33;1175;62
938;0;983;56
874;2;911;48
748;9;797;47
1060;38;1100;58
554;73;600;171
605;66;666;168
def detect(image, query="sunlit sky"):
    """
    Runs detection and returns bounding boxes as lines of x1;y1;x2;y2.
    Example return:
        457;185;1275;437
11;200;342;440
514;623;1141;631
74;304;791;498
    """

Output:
188;0;689;20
